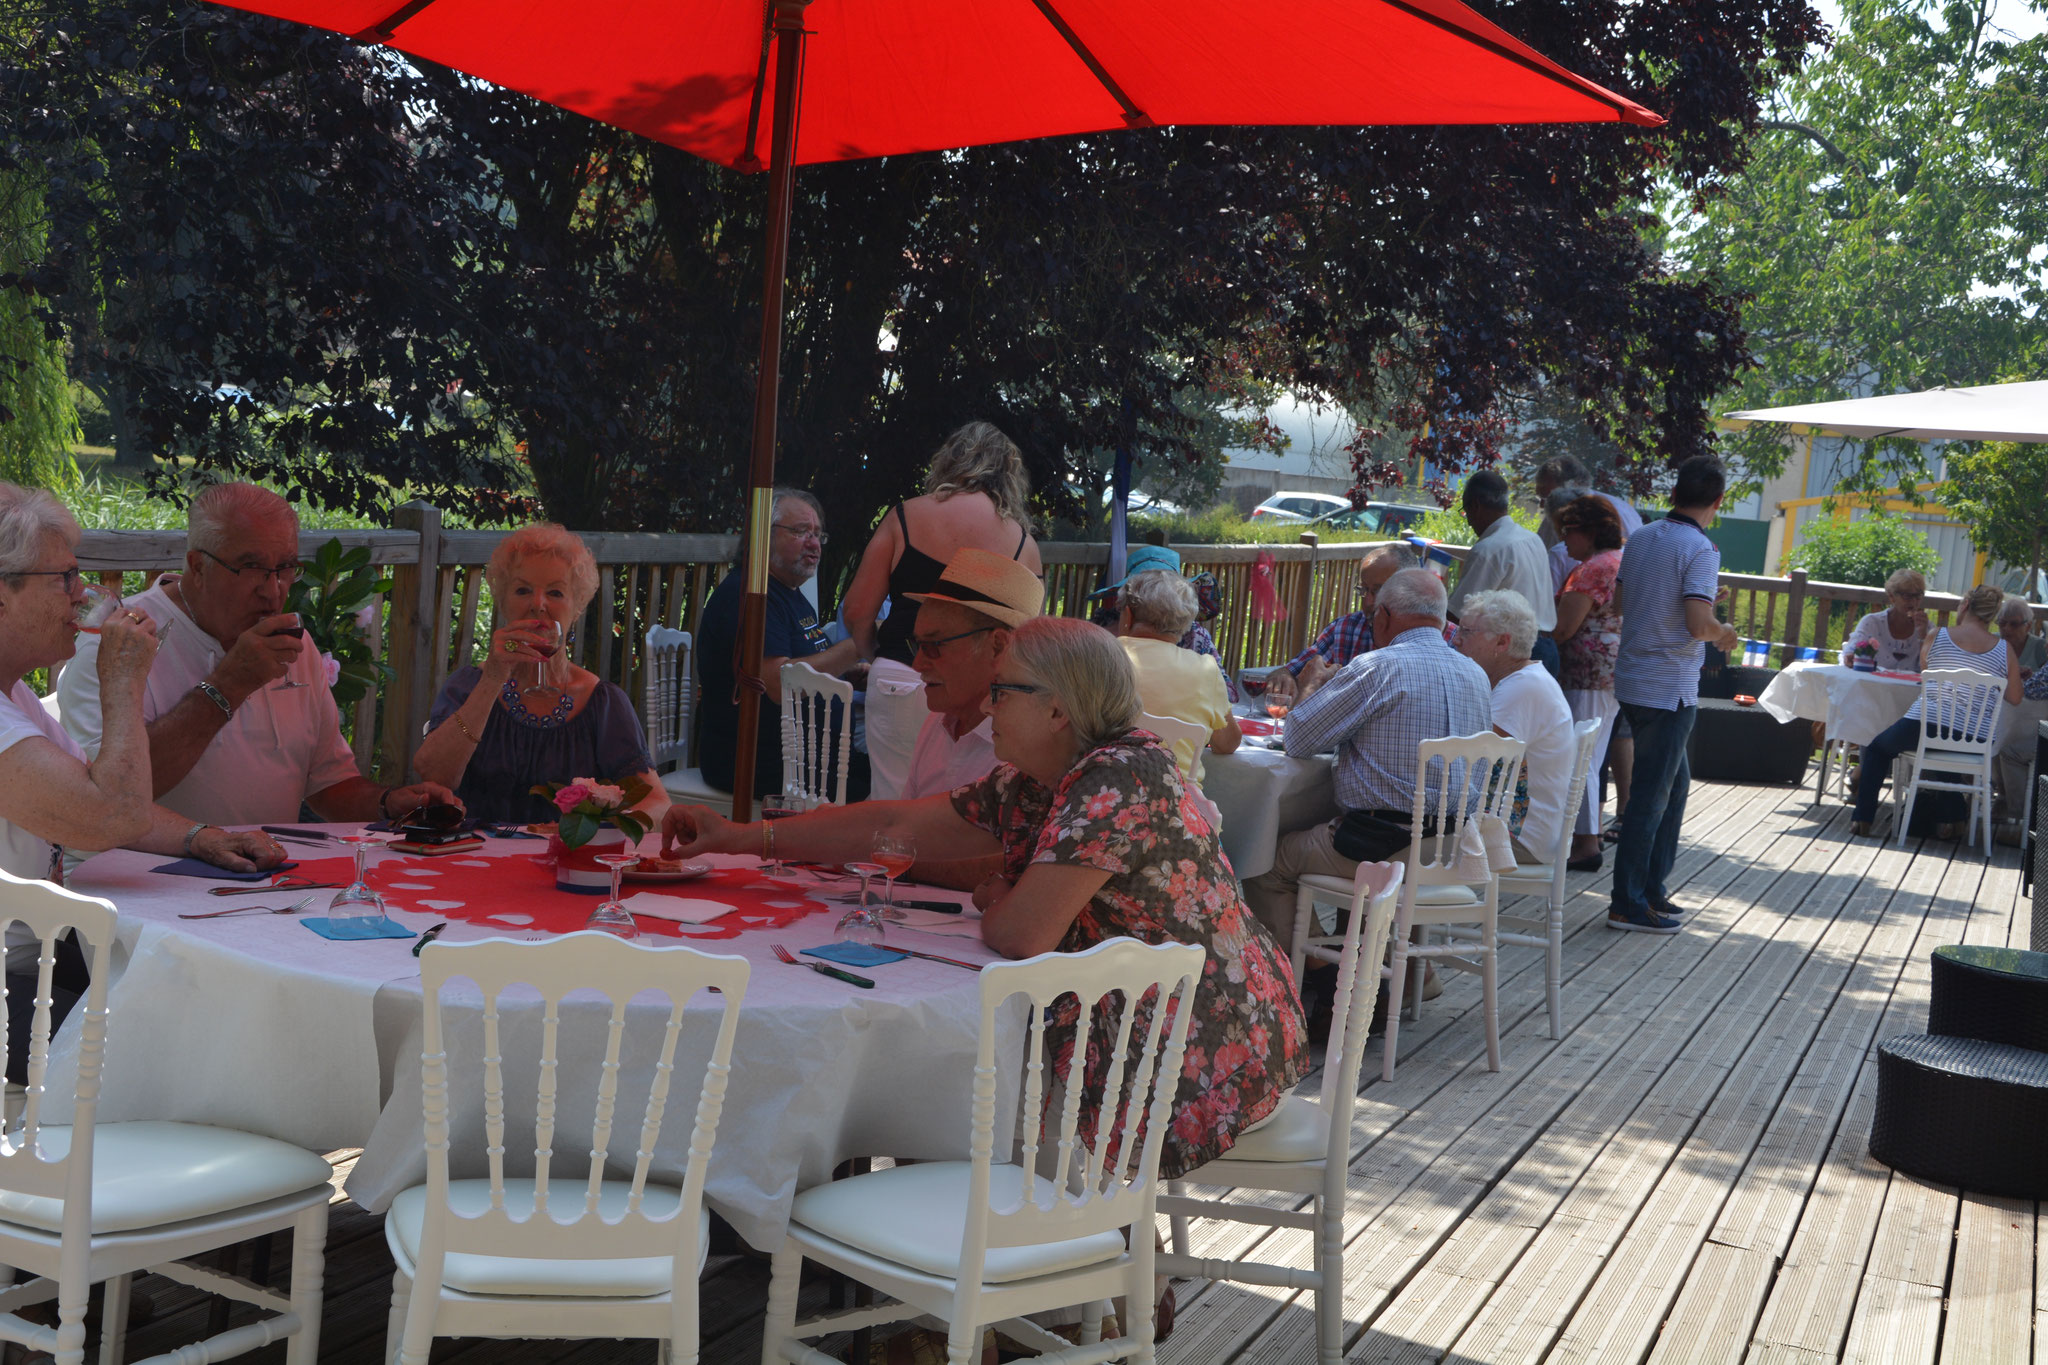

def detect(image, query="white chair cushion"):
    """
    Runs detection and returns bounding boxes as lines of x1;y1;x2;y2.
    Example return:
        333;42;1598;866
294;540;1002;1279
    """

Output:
790;1161;1126;1284
1411;884;1480;907
1207;1094;1330;1165
386;1179;702;1298
661;769;733;807
0;1121;332;1235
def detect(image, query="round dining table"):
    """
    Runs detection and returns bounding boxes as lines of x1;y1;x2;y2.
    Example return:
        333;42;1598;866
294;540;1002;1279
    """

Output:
1202;706;1341;880
1757;661;1923;800
48;830;1014;1252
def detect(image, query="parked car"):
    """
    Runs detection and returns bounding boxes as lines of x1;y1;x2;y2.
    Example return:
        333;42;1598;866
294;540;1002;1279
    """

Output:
1248;491;1351;523
1311;500;1436;536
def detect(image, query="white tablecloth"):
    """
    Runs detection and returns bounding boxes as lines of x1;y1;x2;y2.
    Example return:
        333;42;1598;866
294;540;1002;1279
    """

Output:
49;833;1011;1251
1204;712;1340;880
1757;661;1922;747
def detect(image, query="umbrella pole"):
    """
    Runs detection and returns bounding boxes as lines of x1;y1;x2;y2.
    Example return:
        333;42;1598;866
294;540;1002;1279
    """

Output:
729;0;810;821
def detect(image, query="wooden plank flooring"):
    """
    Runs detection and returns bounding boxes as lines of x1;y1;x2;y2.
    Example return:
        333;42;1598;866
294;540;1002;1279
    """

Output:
91;778;2039;1364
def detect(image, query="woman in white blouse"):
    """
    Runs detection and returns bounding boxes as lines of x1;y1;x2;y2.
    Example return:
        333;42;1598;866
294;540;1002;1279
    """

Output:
1841;569;1929;671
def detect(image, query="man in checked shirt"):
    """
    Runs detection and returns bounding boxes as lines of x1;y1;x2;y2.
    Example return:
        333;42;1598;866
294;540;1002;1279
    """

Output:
1242;567;1492;960
1261;543;1419;705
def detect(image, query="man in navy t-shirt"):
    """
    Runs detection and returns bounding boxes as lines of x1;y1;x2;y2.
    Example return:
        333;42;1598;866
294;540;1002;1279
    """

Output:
697;488;867;798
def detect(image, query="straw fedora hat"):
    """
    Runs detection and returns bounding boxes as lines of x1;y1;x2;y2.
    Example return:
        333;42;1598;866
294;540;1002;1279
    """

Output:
906;547;1045;628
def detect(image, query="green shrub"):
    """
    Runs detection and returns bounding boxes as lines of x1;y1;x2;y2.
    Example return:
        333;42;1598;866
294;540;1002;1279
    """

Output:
1409;503;1540;546
1789;513;1941;589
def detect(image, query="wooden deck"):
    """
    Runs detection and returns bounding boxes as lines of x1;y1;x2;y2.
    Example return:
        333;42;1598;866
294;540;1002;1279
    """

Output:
100;777;2040;1365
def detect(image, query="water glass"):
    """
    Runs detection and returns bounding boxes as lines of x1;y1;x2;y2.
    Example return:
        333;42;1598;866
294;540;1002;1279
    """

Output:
74;583;122;633
586;851;641;939
838;861;888;947
327;833;387;938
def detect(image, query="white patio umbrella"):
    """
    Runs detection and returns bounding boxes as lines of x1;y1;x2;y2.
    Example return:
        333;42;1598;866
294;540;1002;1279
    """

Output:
1721;378;2048;442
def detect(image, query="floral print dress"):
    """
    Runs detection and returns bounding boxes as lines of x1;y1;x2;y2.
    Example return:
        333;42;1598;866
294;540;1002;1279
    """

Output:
951;732;1308;1179
1559;549;1623;693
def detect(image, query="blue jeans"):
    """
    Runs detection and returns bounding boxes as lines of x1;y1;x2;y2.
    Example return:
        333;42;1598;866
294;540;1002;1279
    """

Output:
1611;701;1696;918
1532;634;1562;682
1852;716;1968;825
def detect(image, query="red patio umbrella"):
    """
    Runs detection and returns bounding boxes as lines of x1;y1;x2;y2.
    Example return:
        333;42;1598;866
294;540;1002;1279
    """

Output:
213;0;1662;815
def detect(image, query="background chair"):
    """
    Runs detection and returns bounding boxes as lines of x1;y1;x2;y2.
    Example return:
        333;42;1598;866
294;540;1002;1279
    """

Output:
1495;718;1604;1039
1893;668;2006;855
1159;861;1404;1365
644;626;733;808
385;932;749;1365
760;937;1206;1365
0;869;333;1365
780;660;855;806
1138;710;1209;781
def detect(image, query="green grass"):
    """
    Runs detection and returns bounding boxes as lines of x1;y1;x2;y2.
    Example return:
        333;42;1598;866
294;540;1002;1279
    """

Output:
1128;506;1398;544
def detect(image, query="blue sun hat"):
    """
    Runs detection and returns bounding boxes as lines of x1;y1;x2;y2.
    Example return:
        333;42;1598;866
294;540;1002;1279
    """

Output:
1090;544;1183;598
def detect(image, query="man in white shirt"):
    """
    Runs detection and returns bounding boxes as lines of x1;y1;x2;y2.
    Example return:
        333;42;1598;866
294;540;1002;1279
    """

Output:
1448;471;1561;679
895;548;1045;800
60;483;454;827
1454;590;1577;863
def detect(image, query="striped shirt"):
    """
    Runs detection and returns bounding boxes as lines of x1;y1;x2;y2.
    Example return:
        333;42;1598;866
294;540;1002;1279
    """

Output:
1907;630;2008;736
1613;512;1721;710
1284;625;1492;813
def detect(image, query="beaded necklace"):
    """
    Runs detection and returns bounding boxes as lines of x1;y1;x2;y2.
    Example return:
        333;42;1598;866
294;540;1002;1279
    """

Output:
500;677;575;728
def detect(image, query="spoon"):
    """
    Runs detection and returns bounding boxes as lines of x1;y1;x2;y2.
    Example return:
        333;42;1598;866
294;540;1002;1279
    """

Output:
179;894;319;920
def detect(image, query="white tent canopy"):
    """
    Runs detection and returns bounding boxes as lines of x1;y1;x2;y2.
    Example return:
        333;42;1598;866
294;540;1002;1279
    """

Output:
1721;378;2048;443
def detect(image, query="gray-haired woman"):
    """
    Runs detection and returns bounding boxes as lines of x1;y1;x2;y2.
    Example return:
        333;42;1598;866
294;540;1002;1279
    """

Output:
659;616;1306;1182
841;423;1044;799
1842;569;1930;672
415;523;666;826
0;482;283;1079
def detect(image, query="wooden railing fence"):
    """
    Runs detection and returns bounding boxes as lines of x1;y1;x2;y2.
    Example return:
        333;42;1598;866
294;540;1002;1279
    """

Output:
70;513;2045;786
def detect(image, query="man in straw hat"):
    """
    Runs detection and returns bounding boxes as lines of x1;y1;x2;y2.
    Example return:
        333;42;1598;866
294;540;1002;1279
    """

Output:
897;547;1045;800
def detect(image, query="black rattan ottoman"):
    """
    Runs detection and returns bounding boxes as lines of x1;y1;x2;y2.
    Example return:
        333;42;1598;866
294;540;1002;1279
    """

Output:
1929;944;2048;1053
1870;1033;2048;1197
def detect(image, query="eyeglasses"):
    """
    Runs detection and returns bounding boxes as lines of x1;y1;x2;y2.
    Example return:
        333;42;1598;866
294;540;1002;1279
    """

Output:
772;523;829;545
987;681;1046;706
912;626;994;658
10;566;81;592
199;549;302;584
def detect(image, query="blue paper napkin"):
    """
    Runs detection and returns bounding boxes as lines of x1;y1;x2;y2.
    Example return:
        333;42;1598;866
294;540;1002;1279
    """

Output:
300;916;417;941
804;942;908;968
149;858;299;882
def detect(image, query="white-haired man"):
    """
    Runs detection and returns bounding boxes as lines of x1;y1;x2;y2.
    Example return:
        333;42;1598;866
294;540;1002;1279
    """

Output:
60;483;454;827
1242;567;1492;954
1455;589;1577;863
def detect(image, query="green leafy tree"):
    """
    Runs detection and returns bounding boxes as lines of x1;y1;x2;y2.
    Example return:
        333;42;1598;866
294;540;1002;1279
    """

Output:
0;172;78;487
1666;0;2048;493
1943;439;2048;597
1790;512;1942;587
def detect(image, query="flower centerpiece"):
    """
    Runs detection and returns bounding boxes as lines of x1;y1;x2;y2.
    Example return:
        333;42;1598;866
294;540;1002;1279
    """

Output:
1850;639;1879;672
531;776;655;892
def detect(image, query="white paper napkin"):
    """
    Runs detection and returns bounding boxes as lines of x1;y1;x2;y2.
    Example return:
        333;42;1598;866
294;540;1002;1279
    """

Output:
620;893;739;924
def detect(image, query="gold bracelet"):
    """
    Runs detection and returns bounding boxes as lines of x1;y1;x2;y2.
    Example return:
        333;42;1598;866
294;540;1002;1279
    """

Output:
453;714;478;744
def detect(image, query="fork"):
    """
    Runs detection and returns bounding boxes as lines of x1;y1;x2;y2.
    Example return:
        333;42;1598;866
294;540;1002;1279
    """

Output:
179;893;319;920
769;942;874;989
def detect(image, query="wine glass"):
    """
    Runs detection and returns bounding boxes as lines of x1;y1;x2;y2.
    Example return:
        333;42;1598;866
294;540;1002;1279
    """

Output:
586;851;641;939
73;583;122;634
1264;697;1290;737
838;861;888;947
327;831;389;938
759;794;799;876
522;618;564;697
870;832;916;921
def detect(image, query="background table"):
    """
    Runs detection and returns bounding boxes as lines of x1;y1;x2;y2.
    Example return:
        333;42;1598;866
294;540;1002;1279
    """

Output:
50;832;1011;1252
1204;709;1340;880
1757;661;1922;747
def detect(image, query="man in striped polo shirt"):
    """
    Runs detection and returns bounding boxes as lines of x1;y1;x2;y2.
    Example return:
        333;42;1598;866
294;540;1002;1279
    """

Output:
1609;457;1740;933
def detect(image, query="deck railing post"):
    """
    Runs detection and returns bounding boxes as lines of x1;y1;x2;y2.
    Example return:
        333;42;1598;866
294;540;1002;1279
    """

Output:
1287;533;1318;658
385;501;444;782
1781;569;1808;668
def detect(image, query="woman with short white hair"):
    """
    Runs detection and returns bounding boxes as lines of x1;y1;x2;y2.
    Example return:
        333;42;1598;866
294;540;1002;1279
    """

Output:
659;615;1305;1184
1455;589;1578;862
0;482;283;1080
1842;569;1930;671
1114;570;1241;780
415;523;666;825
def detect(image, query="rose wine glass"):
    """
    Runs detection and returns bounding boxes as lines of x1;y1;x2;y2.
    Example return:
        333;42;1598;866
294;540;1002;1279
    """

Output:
327;831;390;938
522;618;564;697
73;583;122;634
838;861;888;947
870;832;916;921
586;851;641;939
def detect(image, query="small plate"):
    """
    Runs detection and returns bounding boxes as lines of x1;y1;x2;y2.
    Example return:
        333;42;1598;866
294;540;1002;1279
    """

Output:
624;861;714;883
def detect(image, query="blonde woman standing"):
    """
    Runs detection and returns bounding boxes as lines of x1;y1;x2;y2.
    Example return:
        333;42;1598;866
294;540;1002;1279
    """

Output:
842;422;1042;798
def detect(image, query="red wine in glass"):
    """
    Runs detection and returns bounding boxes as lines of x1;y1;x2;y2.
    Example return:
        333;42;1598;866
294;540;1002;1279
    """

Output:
522;620;564;696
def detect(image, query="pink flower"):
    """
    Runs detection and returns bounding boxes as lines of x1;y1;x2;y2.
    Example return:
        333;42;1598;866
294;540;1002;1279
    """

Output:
584;782;624;807
320;652;341;687
552;782;590;814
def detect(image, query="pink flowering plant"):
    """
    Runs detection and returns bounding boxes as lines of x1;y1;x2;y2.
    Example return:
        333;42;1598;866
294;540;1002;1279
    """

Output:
530;775;655;849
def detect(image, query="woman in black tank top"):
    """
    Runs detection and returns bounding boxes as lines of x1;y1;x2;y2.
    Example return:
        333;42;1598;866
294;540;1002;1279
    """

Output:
872;501;1030;665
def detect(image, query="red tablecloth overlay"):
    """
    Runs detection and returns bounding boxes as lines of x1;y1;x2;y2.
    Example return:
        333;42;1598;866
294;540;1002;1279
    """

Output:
285;849;833;942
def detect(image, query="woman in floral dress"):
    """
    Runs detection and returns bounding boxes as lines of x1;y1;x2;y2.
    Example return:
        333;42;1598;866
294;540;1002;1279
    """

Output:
1552;494;1627;868
659;615;1308;1180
